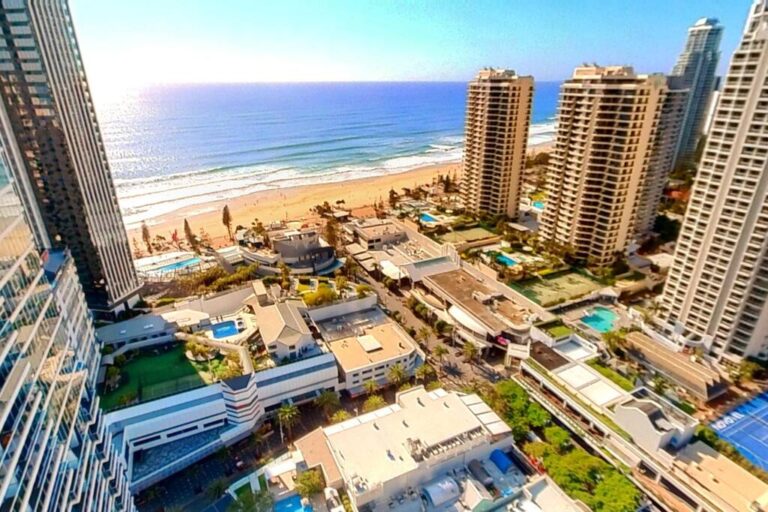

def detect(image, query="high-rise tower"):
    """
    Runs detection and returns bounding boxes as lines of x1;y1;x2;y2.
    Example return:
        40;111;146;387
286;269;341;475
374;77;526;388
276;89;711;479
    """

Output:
0;153;134;510
659;0;768;363
460;68;533;217
670;17;723;163
540;66;669;267
0;0;140;315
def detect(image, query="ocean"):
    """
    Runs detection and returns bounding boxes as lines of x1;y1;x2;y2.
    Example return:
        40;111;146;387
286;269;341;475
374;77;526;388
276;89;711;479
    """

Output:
96;82;560;229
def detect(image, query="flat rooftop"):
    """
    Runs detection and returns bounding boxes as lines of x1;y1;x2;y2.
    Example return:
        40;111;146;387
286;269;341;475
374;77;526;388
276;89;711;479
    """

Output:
323;388;509;493
327;322;417;371
529;342;569;371
354;220;404;239
428;269;527;331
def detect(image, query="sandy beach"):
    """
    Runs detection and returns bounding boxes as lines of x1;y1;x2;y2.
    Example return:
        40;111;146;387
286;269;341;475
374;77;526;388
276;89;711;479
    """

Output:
127;162;462;248
126;139;554;250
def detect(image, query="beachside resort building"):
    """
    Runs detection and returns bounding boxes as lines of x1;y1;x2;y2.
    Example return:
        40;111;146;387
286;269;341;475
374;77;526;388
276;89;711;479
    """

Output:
96;281;423;492
238;224;341;276
0;156;134;509
460;68;533;218
291;386;584;512
658;1;768;363
540;66;675;266
0;0;141;315
670;17;723;163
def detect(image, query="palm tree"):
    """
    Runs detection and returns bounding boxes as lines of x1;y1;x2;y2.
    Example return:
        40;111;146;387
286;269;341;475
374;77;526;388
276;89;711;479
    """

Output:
415;364;435;384
222;204;233;241
331;409;351;424
417;326;431;347
433;344;449;374
230;489;273;512
206;477;227;500
277;403;300;441
462;341;479;363
651;375;669;396
387;363;407;387
314;390;341;419
363;379;378;395
362;394;386;413
141;222;153;254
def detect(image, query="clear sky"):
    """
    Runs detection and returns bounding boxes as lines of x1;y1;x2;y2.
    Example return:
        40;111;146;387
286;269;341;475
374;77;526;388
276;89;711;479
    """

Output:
72;0;749;97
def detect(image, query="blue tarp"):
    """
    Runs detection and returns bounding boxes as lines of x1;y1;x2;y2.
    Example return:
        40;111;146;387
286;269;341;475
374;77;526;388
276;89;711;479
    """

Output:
490;449;513;474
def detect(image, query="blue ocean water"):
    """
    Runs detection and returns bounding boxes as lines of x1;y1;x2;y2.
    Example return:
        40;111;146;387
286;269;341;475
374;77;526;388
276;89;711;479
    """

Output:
97;82;560;228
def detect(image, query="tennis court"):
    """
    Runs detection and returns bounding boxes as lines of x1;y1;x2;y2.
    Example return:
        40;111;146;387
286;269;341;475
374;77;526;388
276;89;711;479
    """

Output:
711;391;768;471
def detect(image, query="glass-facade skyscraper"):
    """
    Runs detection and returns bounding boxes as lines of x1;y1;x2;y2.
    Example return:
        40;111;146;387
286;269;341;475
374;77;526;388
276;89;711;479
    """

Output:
0;0;140;316
670;17;723;163
0;155;133;509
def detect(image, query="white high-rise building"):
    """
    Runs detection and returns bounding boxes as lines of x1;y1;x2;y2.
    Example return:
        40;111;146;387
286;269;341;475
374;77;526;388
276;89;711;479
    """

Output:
460;69;533;217
659;0;768;363
0;0;141;316
540;66;670;267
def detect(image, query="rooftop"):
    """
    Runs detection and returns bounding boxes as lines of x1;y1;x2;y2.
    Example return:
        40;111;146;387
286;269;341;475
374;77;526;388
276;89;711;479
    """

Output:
251;299;310;346
427;269;527;331
323;388;509;493
673;441;768;512
625;332;727;401
96;313;174;343
353;220;405;240
327;322;417;371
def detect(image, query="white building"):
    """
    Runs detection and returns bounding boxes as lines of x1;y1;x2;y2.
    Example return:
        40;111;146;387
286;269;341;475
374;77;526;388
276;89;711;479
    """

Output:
294;387;583;512
349;218;407;251
659;0;768;362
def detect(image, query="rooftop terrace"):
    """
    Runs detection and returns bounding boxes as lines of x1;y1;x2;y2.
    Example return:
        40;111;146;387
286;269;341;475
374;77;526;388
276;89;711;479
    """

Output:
327;321;417;371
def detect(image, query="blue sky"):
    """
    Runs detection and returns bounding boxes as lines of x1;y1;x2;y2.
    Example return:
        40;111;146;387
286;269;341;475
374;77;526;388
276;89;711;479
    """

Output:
73;0;749;96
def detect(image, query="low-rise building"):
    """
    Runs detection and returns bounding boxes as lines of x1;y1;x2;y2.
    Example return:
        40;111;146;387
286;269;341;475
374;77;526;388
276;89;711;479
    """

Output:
349;218;407;250
239;225;339;275
294;387;584;512
519;340;768;512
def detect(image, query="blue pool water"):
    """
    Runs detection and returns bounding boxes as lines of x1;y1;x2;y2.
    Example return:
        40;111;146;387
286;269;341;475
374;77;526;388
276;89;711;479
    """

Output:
211;320;239;339
157;257;200;272
495;254;518;267
274;494;313;512
533;201;545;209
581;307;618;333
420;212;438;223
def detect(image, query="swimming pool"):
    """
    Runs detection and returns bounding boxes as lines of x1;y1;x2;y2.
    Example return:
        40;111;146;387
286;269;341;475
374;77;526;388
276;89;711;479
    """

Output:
274;494;313;512
420;212;438;223
581;306;618;333
495;253;518;267
156;257;200;273
211;320;239;339
533;201;545;210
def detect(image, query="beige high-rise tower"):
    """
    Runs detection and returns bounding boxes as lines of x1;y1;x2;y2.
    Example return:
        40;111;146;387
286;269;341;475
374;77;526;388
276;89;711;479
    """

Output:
659;0;768;363
460;69;533;217
540;66;670;267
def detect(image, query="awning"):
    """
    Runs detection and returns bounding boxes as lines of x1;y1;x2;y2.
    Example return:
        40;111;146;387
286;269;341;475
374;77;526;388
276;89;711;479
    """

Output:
448;305;490;337
380;260;406;280
423;477;460;507
490;449;514;474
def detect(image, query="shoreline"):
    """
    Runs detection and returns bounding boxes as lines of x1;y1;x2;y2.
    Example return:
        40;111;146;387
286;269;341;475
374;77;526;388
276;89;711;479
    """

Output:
125;139;554;251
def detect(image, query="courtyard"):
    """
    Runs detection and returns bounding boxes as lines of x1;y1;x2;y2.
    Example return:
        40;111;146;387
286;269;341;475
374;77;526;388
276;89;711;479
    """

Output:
99;344;236;410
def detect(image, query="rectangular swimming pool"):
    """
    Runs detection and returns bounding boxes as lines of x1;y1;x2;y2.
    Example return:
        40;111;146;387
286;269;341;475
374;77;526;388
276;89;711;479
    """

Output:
156;257;200;273
495;253;518;267
274;494;313;512
420;212;438;223
533;201;545;210
211;320;239;339
581;306;618;333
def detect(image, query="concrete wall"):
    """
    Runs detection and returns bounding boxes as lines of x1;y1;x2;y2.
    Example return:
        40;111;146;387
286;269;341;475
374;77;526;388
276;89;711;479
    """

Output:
307;295;378;322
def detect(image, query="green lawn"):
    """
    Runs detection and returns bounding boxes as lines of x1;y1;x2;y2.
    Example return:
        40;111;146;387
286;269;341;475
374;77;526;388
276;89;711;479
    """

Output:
510;271;602;307
546;324;572;339
587;360;635;391
100;345;208;410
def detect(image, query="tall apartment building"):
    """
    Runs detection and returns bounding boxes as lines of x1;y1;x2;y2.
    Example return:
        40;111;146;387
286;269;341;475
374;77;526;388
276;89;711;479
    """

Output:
670;17;723;163
0;0;140;315
540;66;669;267
659;0;768;363
460;68;533;217
0;160;134;510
